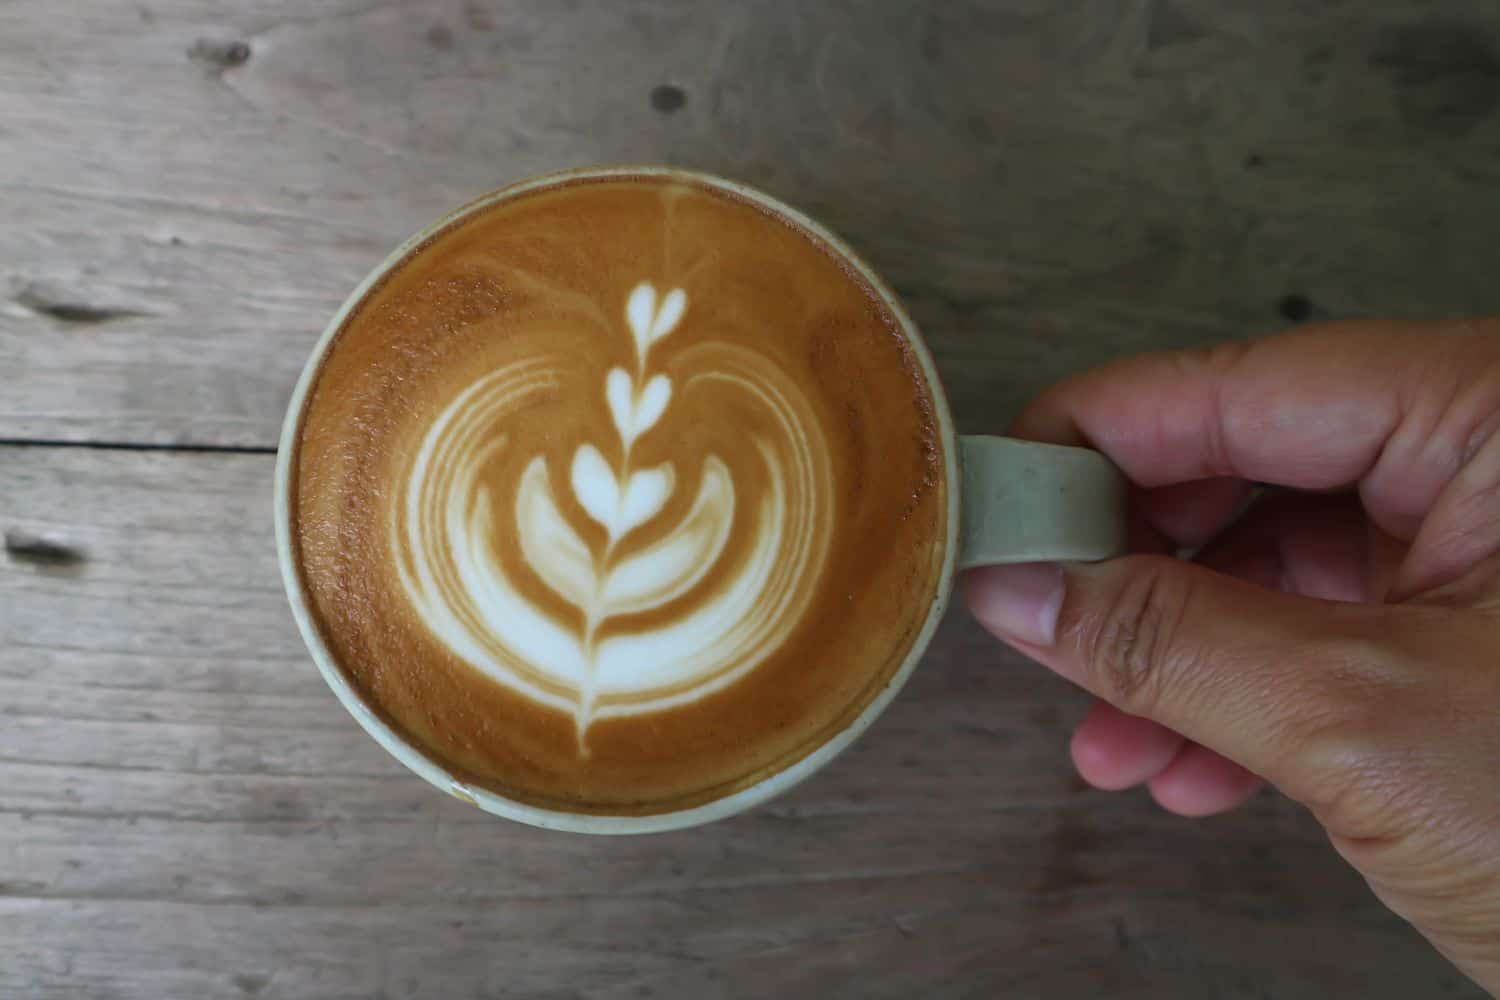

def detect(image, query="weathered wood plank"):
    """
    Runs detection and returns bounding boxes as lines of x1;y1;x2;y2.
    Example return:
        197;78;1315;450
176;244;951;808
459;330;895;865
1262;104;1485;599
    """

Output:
1;891;1465;1000
0;447;1476;996
4;0;1500;445
5;0;1500;994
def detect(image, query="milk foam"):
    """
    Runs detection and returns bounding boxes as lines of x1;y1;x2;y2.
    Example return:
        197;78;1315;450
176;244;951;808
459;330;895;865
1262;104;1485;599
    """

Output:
393;283;833;747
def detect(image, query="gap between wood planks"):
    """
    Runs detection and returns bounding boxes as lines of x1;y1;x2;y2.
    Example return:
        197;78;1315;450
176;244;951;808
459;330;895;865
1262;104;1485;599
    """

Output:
0;438;275;455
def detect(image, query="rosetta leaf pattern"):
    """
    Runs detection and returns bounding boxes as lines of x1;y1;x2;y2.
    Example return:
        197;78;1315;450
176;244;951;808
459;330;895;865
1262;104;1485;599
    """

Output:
394;278;834;755
566;283;688;739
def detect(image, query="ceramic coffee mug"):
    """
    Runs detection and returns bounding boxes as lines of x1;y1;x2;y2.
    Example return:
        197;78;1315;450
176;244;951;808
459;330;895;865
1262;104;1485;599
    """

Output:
275;166;1128;833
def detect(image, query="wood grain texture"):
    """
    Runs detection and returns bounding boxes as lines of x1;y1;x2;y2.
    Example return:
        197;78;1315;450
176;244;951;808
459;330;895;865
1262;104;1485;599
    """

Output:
3;0;1500;445
4;0;1500;996
0;450;1478;997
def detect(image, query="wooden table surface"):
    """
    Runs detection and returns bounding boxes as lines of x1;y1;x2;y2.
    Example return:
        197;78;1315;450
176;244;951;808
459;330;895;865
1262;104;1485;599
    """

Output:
4;2;1499;997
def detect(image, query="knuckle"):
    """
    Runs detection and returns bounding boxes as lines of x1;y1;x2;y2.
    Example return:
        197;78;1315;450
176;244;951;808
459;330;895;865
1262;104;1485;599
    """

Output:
1295;722;1419;839
1072;558;1193;714
1274;633;1432;833
1167;342;1255;473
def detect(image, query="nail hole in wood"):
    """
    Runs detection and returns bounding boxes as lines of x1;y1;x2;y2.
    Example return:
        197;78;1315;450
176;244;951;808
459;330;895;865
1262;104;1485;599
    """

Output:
188;39;252;70
1278;293;1313;323
650;84;687;114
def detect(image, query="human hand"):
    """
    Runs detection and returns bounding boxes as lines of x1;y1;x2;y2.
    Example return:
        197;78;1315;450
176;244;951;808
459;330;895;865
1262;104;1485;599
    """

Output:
962;320;1500;992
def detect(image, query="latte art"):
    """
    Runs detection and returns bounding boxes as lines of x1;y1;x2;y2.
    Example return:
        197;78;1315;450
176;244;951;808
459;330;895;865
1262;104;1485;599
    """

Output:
289;174;948;812
395;282;832;746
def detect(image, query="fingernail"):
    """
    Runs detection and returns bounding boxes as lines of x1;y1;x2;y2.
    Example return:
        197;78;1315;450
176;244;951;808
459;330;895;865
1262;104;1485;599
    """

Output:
963;562;1065;647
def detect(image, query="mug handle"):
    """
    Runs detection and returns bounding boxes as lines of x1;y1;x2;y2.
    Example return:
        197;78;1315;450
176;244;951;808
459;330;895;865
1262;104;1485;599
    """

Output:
958;436;1130;569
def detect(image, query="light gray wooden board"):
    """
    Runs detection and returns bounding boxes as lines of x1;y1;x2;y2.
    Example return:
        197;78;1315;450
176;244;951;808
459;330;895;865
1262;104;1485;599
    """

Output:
3;0;1500;446
0;451;1478;997
4;0;1500;996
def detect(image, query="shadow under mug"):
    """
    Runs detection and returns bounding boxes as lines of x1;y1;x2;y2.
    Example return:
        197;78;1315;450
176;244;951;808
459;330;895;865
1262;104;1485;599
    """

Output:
274;165;1129;834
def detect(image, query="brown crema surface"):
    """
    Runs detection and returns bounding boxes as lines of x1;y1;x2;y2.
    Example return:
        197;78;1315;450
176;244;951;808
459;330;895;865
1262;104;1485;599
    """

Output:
291;175;948;814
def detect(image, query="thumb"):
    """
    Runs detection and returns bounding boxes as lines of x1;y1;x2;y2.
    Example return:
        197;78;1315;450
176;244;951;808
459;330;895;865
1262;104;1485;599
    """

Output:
962;556;1404;802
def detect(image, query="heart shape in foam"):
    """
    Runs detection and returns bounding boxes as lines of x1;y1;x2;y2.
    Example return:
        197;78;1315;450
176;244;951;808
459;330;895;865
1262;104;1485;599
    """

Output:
626;284;686;363
570;442;673;541
618;462;673;538
606;368;671;447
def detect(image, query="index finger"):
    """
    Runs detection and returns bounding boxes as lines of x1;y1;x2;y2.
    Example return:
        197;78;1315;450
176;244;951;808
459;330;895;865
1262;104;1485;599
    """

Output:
1012;319;1500;540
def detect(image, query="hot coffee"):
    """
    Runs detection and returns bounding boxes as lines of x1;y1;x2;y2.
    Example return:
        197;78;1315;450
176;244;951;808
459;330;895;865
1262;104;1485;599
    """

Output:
288;173;949;814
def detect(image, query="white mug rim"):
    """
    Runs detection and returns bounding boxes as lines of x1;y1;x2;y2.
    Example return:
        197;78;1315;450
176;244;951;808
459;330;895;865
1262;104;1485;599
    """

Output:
273;165;961;834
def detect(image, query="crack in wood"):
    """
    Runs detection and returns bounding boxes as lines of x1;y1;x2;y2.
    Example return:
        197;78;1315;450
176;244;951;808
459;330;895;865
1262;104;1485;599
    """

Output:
3;529;86;568
0;438;276;455
13;287;152;326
